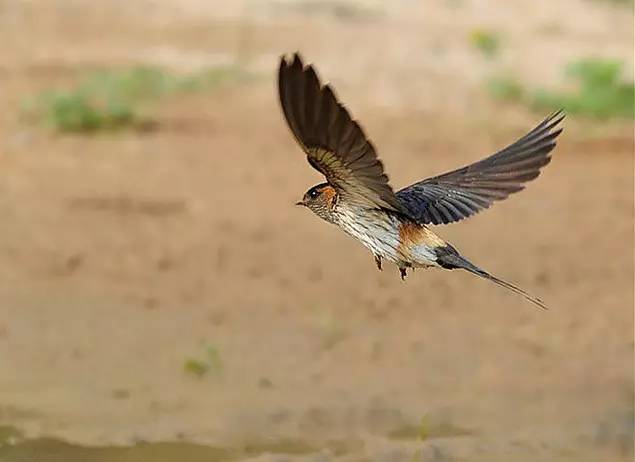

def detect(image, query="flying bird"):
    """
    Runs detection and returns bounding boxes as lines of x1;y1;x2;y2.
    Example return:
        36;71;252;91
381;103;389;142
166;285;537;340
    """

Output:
278;53;563;309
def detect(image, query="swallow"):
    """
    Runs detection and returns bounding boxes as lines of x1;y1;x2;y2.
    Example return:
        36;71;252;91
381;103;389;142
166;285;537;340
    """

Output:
279;53;564;309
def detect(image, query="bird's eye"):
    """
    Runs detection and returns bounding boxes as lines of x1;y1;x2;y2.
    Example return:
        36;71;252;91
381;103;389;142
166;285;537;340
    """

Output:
309;189;320;199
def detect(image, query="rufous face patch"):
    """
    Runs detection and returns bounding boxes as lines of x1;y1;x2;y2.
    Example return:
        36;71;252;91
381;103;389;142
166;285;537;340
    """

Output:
319;184;338;208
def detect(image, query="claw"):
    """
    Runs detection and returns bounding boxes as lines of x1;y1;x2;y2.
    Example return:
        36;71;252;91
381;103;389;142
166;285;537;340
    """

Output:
399;267;407;280
374;255;382;271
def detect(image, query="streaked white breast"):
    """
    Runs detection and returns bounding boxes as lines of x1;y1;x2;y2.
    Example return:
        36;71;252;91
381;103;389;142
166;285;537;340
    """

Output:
333;206;402;263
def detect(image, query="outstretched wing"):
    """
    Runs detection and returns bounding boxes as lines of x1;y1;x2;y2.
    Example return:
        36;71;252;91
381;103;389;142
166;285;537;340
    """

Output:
278;53;408;214
397;111;564;225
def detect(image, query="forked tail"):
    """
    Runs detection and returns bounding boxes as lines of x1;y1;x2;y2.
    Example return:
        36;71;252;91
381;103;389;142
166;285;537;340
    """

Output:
435;245;547;310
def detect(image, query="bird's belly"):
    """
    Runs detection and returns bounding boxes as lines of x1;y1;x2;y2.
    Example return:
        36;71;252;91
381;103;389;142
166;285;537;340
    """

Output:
335;209;402;262
334;208;448;269
353;228;401;261
404;244;439;268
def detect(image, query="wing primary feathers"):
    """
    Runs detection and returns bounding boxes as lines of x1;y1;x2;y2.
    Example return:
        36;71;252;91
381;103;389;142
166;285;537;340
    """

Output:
397;110;565;225
280;53;563;224
278;52;411;215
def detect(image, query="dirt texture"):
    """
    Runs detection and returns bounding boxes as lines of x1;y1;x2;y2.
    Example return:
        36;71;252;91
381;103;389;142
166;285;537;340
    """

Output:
0;1;633;461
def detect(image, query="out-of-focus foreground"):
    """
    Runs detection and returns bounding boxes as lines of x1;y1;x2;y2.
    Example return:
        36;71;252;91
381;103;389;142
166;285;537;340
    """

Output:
0;1;633;461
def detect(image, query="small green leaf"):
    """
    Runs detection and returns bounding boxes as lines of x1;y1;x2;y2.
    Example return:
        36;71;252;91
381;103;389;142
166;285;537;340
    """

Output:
184;359;210;378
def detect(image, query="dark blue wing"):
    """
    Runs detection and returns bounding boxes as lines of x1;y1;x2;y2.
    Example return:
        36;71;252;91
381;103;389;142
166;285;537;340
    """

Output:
397;111;564;225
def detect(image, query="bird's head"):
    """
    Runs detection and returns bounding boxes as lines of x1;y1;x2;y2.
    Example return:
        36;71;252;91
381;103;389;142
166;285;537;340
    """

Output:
296;183;338;222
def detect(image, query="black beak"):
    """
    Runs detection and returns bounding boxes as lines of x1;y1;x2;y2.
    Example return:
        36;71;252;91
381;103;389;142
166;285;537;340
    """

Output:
295;201;305;206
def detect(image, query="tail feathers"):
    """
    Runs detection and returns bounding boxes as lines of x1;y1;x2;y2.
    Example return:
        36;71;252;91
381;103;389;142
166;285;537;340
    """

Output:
436;246;547;310
465;265;548;310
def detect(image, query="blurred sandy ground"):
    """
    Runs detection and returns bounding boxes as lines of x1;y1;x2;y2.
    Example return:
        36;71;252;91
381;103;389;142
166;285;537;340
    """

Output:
0;0;633;461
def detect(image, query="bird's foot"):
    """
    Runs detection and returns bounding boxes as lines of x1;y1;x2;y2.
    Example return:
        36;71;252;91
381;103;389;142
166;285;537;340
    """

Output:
374;255;382;271
399;267;407;280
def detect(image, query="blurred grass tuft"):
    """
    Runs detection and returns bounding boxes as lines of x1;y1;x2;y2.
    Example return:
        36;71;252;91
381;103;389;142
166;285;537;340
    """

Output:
0;425;24;447
389;415;473;441
24;66;248;133
488;58;634;119
487;75;525;102
469;29;500;58
184;344;223;378
532;58;634;118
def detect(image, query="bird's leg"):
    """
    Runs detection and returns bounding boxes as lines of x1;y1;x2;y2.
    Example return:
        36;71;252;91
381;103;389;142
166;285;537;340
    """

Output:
374;255;382;271
399;267;407;280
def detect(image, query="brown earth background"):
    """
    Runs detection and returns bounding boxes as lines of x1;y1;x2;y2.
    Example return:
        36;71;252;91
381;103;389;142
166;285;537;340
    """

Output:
0;1;633;461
